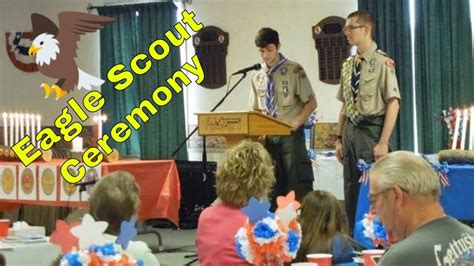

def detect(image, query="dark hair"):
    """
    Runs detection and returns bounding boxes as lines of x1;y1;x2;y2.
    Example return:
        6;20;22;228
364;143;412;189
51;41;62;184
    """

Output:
347;10;376;36
255;27;280;48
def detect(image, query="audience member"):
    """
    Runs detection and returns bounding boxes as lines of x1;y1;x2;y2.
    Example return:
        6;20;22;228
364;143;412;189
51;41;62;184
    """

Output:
88;171;159;266
196;139;275;265
295;190;355;264
370;151;474;265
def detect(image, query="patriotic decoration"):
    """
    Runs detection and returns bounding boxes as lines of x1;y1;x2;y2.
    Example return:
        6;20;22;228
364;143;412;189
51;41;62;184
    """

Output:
235;193;302;265
5;32;38;72
422;155;450;187
59;243;144;266
50;214;142;265
354;212;389;249
357;159;371;184
307;149;319;169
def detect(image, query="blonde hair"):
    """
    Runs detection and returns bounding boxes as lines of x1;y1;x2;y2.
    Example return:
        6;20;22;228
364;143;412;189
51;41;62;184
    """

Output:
371;151;440;198
295;190;348;262
88;171;140;234
216;139;275;207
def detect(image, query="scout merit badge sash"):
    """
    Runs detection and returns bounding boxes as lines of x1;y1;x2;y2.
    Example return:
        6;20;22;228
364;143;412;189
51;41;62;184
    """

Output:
342;56;363;125
265;53;287;117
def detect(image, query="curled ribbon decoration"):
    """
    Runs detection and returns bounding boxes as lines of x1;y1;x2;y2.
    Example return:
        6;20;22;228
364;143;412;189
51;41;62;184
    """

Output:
357;159;371;183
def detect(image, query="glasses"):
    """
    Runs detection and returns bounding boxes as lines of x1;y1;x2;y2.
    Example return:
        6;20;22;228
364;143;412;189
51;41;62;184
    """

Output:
343;25;366;33
369;187;392;205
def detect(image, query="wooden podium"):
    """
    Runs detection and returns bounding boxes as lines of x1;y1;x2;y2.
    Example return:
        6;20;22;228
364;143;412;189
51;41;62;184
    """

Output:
197;111;292;146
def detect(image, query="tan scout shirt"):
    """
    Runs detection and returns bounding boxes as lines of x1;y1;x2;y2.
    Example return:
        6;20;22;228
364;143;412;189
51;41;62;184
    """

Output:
337;42;401;116
250;59;314;124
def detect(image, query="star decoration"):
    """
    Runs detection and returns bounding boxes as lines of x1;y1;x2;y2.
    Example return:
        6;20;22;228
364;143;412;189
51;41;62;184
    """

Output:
241;197;270;224
116;217;137;250
49;220;79;253
276;191;300;211
71;213;108;249
276;203;297;225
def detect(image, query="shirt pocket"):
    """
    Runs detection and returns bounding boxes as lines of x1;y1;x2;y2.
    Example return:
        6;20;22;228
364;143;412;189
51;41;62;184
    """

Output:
277;79;295;109
358;74;377;113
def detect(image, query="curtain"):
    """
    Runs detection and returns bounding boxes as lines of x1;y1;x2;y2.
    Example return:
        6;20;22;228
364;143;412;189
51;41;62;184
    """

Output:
98;5;141;157
99;2;188;160
414;0;473;153
358;0;414;151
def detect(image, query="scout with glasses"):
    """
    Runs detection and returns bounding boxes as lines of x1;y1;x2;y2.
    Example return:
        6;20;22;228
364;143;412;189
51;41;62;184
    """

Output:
335;10;401;233
369;151;474;266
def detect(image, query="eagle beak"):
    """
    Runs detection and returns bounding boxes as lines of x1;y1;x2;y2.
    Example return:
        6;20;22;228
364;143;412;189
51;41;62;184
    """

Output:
28;45;42;56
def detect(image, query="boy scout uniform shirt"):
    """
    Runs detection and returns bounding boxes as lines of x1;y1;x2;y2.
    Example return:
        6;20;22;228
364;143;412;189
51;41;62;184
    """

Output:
250;60;315;124
336;42;401;117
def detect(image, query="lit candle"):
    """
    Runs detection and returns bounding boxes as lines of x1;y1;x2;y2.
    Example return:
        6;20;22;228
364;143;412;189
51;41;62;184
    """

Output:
470;107;474;150
30;114;36;146
8;113;13;146
36;115;41;147
14;113;19;144
72;137;83;152
2;113;8;146
460;109;468;150
25;114;30;145
100;114;107;138
452;109;461;150
19;113;25;140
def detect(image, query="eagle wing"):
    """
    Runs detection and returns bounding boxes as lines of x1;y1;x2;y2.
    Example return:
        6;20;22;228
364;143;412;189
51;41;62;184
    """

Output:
57;12;115;59
31;13;59;40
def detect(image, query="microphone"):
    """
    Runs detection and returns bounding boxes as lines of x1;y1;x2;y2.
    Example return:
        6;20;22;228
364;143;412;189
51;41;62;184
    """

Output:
74;179;97;186
232;63;262;75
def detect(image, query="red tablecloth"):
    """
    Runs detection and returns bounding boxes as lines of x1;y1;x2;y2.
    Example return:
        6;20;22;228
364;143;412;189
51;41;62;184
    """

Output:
0;160;181;226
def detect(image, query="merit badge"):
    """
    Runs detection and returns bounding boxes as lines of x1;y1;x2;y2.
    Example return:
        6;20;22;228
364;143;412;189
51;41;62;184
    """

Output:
280;66;287;75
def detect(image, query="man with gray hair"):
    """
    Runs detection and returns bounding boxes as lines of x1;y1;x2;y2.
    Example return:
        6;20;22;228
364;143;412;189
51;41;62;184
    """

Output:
370;151;473;265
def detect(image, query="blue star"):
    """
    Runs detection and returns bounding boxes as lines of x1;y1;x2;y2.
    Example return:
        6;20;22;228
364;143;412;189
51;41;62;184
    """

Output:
240;197;270;224
116;217;137;250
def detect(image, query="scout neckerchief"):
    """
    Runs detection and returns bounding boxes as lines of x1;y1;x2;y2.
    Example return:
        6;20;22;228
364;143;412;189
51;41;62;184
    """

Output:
342;55;363;125
265;53;287;117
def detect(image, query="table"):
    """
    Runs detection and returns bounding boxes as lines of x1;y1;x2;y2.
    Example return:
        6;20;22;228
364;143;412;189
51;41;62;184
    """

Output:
355;164;474;224
1;240;61;266
0;160;181;226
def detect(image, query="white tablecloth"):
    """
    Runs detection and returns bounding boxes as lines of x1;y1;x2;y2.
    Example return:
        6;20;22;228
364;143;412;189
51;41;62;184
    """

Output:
312;155;345;200
1;241;61;266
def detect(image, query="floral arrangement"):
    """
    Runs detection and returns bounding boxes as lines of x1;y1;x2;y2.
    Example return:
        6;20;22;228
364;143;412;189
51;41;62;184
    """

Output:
235;192;302;265
60;243;143;266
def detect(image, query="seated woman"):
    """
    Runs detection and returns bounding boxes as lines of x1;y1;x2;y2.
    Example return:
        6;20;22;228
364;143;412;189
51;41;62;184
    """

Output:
295;190;355;264
196;139;275;266
88;171;159;266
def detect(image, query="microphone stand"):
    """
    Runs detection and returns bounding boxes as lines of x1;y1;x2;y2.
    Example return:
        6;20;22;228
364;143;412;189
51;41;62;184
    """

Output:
171;73;249;198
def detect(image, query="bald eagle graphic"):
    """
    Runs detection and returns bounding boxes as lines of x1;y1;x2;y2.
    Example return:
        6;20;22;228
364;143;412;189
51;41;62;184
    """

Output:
28;12;115;100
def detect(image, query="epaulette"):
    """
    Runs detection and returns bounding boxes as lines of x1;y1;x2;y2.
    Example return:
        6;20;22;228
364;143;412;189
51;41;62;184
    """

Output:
376;49;388;57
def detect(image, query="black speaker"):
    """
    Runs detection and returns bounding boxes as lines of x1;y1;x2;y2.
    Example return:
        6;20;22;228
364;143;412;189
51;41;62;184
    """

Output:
175;160;217;229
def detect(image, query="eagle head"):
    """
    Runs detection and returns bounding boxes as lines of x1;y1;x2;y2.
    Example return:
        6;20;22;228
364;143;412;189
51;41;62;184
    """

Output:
29;33;59;66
